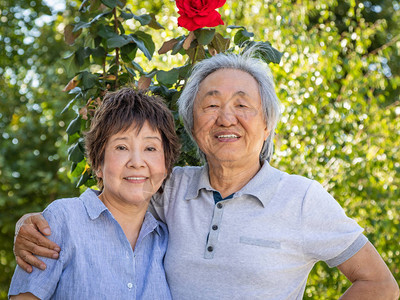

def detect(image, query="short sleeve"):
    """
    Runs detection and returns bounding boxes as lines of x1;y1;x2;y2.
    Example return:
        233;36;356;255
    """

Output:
301;181;367;267
8;202;69;299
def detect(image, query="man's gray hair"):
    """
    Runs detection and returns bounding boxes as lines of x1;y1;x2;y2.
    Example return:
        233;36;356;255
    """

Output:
178;46;281;162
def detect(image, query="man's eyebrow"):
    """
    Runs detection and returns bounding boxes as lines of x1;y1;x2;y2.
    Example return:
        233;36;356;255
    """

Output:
233;91;248;97
203;90;249;97
203;90;220;97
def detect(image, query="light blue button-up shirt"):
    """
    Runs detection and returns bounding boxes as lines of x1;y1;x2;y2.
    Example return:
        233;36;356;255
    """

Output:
9;189;171;300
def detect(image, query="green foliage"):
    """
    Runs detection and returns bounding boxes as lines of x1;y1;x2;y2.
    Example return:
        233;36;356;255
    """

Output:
1;0;399;298
58;0;281;188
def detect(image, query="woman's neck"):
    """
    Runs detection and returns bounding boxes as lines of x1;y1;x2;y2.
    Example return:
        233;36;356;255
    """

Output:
207;158;262;198
98;194;148;250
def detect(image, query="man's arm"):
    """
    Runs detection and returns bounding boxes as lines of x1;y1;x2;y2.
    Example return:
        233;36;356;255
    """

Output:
10;293;39;299
338;241;399;300
14;213;61;273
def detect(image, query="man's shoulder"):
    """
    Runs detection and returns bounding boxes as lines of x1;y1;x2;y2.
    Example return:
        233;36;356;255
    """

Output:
171;165;204;176
166;165;205;185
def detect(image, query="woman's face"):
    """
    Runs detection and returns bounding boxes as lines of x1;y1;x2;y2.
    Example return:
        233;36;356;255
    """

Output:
192;69;270;166
97;121;166;208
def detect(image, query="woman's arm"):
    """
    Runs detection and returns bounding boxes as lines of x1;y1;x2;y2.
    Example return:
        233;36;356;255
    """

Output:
14;213;61;273
10;292;39;299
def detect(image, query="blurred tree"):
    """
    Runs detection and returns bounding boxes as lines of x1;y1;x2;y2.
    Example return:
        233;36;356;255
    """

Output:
0;0;79;297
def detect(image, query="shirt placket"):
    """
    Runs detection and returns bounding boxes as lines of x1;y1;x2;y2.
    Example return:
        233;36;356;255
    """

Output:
204;201;224;259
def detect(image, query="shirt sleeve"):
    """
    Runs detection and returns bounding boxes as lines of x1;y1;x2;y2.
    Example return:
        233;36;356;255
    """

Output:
8;202;69;299
149;167;182;223
301;180;368;267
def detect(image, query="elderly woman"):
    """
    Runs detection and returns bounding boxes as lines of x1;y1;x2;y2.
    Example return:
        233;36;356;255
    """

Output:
13;50;399;299
9;88;179;299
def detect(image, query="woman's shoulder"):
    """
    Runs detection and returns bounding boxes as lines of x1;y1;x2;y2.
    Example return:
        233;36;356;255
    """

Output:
43;189;98;222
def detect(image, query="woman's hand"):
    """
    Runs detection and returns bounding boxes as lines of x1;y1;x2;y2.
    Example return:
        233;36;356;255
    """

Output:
14;213;61;273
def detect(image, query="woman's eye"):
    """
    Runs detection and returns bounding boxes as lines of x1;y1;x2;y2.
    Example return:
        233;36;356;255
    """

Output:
146;147;156;152
116;145;127;150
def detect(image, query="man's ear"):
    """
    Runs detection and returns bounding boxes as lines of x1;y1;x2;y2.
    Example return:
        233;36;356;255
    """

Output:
263;126;270;141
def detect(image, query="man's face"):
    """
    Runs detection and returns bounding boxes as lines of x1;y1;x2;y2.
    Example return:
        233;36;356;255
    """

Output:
192;68;269;166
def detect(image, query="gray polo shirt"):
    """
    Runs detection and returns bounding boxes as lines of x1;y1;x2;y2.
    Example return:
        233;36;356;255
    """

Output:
151;162;367;299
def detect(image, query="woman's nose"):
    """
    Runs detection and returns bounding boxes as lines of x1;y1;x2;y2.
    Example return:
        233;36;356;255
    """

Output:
127;150;145;168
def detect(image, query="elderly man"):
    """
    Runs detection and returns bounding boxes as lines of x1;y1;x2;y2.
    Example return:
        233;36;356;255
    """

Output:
14;49;399;299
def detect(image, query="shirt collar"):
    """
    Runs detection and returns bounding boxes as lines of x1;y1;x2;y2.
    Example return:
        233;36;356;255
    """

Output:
185;164;215;200
80;188;163;236
235;161;283;207
184;161;283;208
80;188;108;220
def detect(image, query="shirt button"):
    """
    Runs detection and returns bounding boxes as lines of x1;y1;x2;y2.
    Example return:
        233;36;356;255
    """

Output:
217;203;223;209
207;246;213;252
127;283;133;289
212;225;218;230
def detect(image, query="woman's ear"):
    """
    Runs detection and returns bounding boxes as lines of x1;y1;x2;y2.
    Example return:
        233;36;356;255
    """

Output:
96;168;103;179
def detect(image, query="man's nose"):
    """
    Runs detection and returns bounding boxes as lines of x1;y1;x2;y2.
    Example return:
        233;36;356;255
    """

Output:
216;106;238;127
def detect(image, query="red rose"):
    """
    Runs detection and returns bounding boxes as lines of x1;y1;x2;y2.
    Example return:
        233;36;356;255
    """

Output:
176;0;226;31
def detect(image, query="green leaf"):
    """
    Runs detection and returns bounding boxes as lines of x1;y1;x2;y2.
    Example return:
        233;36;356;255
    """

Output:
89;11;112;25
120;11;133;20
133;31;155;58
71;159;87;177
211;33;230;53
66;116;81;136
76;171;91;187
177;64;192;78
172;36;185;55
125;66;137;78
157;69;180;86
79;0;90;11
101;0;118;9
148;13;164;29
79;71;98;90
145;68;158;78
91;46;106;57
227;25;245;29
73;21;91;32
194;28;216;45
107;35;130;48
133;14;151;25
89;0;102;11
246;41;283;64
234;29;254;45
129;34;153;60
75;47;92;66
121;43;138;62
131;61;144;73
63;53;80;77
97;25;116;39
61;92;82;114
